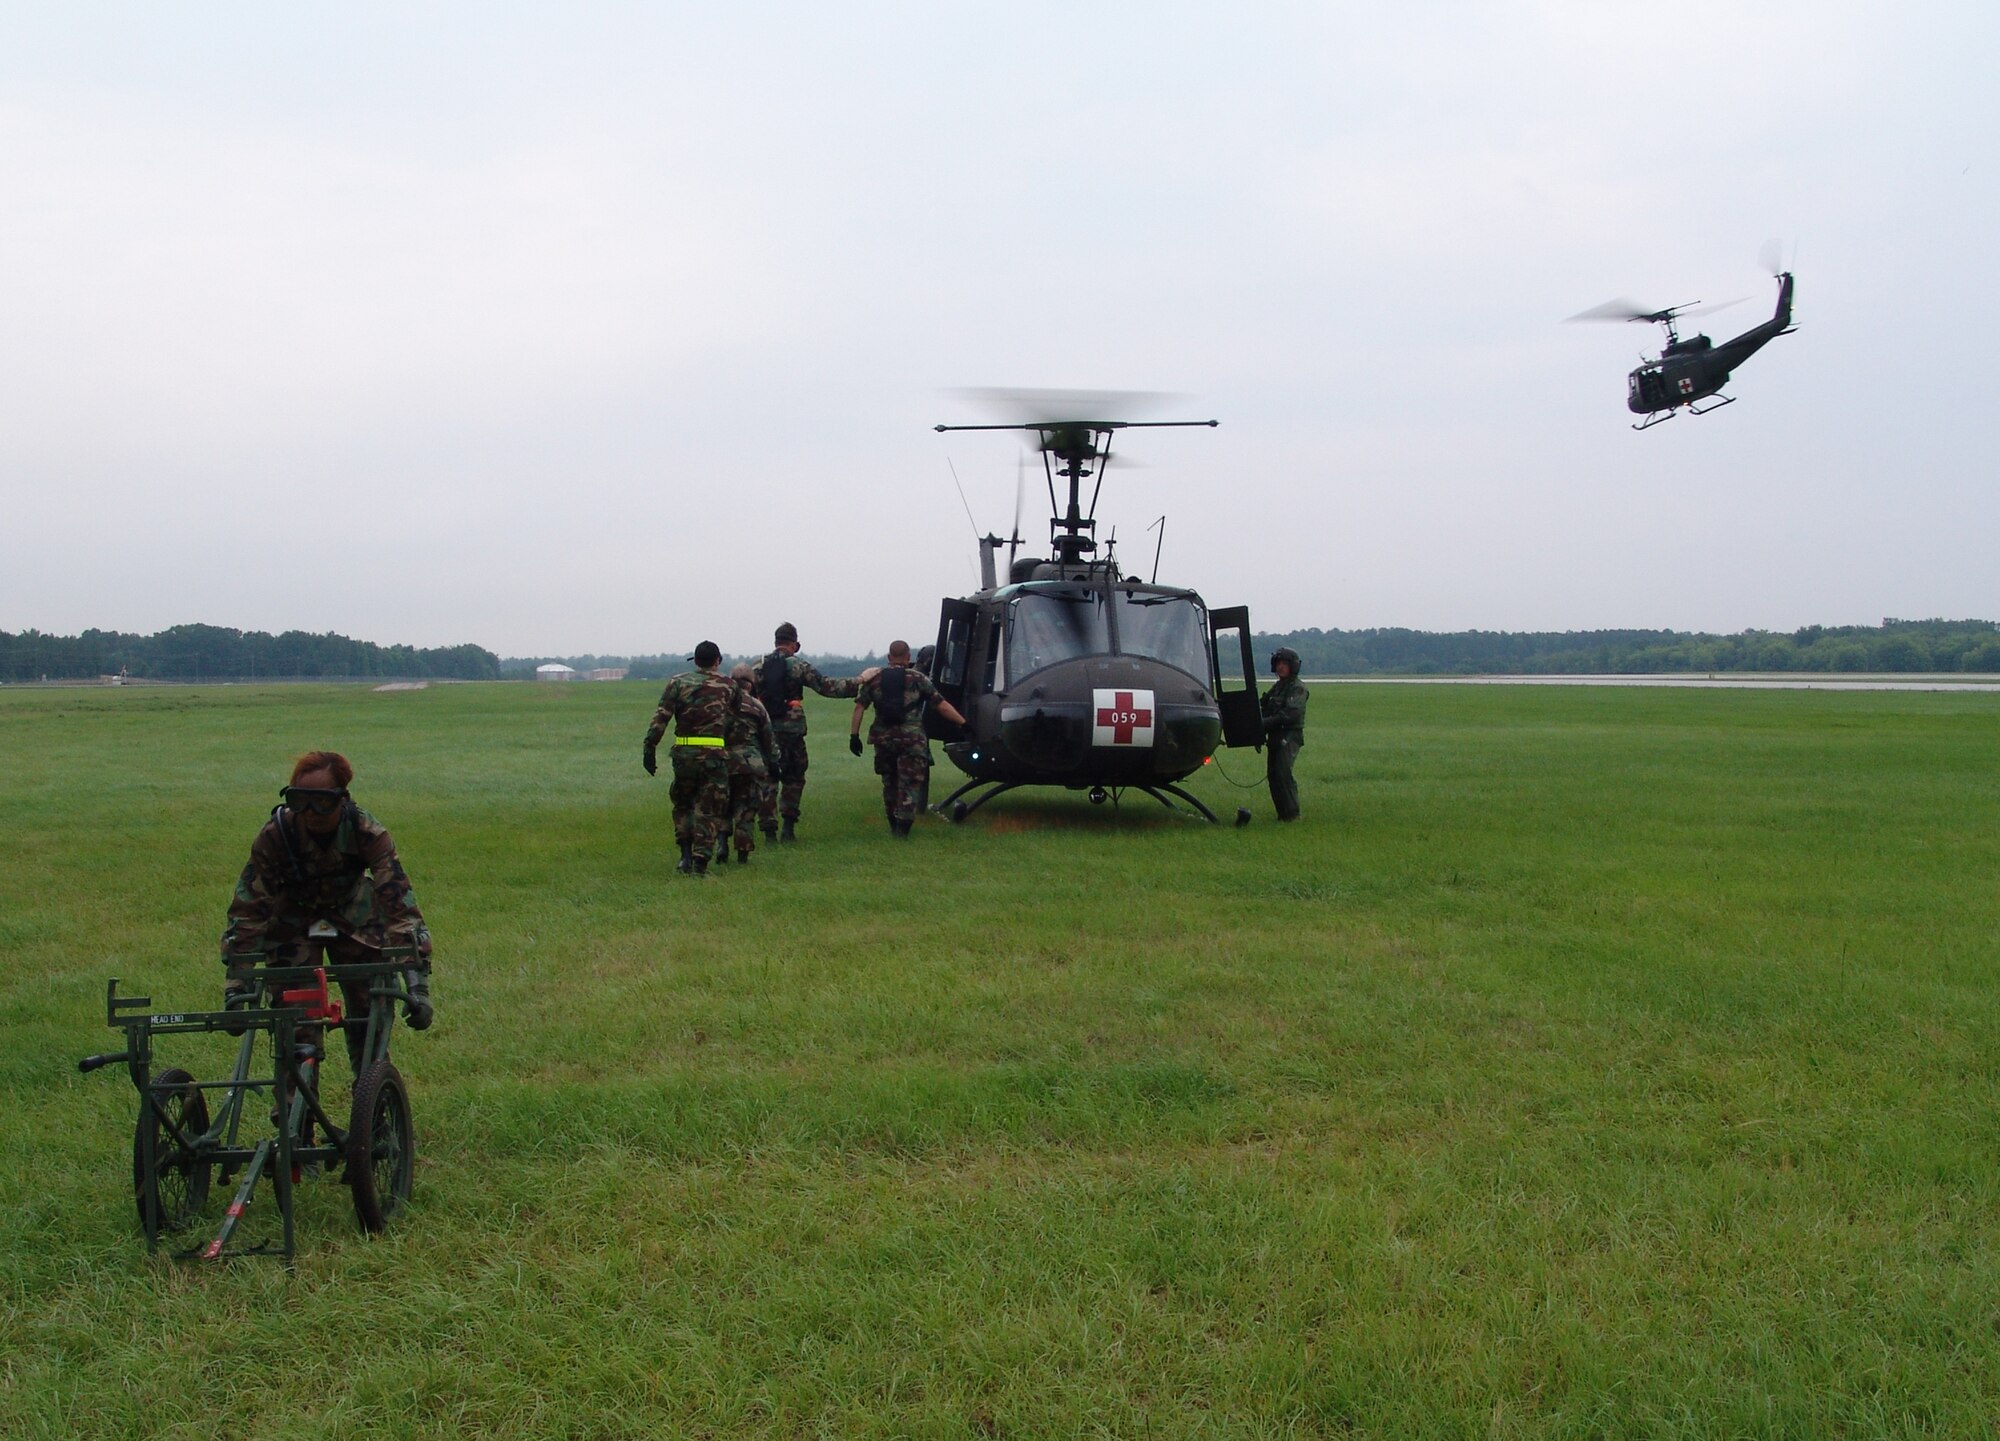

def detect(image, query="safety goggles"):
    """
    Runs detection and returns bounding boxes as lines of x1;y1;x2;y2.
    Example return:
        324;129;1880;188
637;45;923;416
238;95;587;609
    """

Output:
281;786;348;816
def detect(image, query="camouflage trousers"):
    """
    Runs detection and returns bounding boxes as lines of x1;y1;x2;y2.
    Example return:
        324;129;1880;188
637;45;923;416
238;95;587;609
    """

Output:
1265;737;1301;821
757;732;811;823
873;736;931;826
670;749;732;860
726;766;766;854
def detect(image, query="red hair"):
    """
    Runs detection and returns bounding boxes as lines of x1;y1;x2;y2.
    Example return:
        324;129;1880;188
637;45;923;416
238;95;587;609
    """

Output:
290;750;354;788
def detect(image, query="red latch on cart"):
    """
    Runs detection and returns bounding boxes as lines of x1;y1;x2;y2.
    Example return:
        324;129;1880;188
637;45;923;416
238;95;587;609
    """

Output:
279;967;343;1025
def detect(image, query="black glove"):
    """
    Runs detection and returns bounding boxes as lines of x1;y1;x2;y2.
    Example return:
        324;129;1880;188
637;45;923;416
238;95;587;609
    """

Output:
849;734;864;756
642;744;657;775
402;969;434;1031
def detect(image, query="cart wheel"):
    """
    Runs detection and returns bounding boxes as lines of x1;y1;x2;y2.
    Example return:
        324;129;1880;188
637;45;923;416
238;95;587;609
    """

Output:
347;1058;414;1233
132;1068;212;1233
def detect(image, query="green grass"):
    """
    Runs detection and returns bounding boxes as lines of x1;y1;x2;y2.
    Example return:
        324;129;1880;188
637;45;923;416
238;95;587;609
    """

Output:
3;679;1998;1438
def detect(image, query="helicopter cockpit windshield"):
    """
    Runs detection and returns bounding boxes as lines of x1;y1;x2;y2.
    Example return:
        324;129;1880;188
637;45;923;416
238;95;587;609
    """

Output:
1112;588;1211;679
1006;590;1107;681
1003;585;1211;687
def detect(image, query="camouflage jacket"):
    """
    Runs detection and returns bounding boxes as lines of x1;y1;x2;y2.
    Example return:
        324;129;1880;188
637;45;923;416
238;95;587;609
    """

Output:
644;667;734;749
724;686;781;778
221;805;429;960
1260;674;1309;747
754;651;860;736
856;666;940;751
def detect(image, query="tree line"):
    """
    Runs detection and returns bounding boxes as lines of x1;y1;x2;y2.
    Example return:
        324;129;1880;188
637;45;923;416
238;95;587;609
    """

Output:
1255;618;2000;676
502;651;882;681
0;625;501;682
12;617;1993;685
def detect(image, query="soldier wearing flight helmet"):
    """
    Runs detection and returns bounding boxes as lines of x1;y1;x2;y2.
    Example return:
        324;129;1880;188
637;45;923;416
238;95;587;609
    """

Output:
1259;646;1309;822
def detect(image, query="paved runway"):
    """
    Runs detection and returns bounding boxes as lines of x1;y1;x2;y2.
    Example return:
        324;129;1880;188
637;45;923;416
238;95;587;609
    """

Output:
1310;674;2000;693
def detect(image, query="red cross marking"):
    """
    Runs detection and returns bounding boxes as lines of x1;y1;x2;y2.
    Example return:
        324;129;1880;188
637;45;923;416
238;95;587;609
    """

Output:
1095;691;1153;744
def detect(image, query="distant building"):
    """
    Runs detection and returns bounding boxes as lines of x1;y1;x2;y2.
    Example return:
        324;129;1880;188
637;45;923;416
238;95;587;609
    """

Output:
585;668;629;681
535;664;578;682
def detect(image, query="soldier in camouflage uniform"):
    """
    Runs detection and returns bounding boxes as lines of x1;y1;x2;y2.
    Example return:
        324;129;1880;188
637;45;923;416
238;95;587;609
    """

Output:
714;663;781;866
1259;646;1310;822
753;621;862;843
220;750;434;1072
848;639;967;836
642;641;734;877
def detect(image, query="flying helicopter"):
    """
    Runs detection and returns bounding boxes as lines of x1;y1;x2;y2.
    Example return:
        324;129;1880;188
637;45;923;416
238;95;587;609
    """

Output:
1571;268;1797;430
922;392;1264;824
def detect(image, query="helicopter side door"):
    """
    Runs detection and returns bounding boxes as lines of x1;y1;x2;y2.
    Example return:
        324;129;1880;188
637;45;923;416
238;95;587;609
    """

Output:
1208;605;1262;749
929;599;980;738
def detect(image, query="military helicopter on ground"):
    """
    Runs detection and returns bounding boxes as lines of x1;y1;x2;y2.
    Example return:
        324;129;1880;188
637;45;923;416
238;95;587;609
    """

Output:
923;391;1264;823
1571;267;1797;430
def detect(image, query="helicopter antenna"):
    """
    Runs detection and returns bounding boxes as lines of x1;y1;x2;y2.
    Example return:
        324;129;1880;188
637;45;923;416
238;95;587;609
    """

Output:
1147;515;1166;584
947;457;981;542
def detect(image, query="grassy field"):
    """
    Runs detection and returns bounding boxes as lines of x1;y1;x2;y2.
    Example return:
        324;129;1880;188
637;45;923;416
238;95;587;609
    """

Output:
3;678;1997;1439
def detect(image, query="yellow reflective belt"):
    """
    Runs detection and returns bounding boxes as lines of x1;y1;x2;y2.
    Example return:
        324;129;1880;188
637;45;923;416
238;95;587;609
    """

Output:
673;736;726;747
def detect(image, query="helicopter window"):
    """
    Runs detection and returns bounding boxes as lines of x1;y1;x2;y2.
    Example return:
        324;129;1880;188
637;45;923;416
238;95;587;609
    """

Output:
983;617;1002;692
934;614;971;689
1006;591;1110;682
1112;590;1210;681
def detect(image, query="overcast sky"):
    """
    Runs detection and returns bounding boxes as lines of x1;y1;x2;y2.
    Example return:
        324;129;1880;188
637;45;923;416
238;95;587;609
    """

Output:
3;3;1993;657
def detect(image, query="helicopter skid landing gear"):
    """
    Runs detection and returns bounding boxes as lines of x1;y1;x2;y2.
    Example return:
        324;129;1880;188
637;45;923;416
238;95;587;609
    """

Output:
934;776;1222;824
934;779;1026;822
1688;393;1736;416
1139;784;1221;824
1632;409;1678;431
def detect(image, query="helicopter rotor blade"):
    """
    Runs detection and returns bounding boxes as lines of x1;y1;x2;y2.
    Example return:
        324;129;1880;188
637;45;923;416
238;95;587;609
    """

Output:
1565;298;1658;323
946;386;1189;426
1759;237;1786;277
1010;454;1026;547
1567;294;1742;325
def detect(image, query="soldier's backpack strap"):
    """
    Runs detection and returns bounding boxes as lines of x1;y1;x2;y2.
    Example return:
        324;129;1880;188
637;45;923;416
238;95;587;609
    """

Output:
761;651;790;716
878;666;908;726
270;803;308;889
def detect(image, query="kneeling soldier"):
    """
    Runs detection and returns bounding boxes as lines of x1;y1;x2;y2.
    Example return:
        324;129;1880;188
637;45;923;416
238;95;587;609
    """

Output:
220;750;434;1073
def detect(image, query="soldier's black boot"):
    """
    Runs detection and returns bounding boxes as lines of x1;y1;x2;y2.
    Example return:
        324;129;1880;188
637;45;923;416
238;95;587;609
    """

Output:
714;846;730;865
737;846;751;864
780;818;797;843
676;840;693;875
761;821;778;842
692;854;712;879
344;1020;367;1073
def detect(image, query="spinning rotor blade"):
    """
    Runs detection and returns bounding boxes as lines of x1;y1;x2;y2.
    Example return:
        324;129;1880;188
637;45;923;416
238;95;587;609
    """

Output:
946;387;1189;426
1011;454;1026;546
1566;297;1657;323
1567;295;1745;325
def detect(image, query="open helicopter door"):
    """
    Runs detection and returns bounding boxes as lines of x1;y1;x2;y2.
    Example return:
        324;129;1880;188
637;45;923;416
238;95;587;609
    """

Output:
929;598;980;736
1208;606;1262;748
